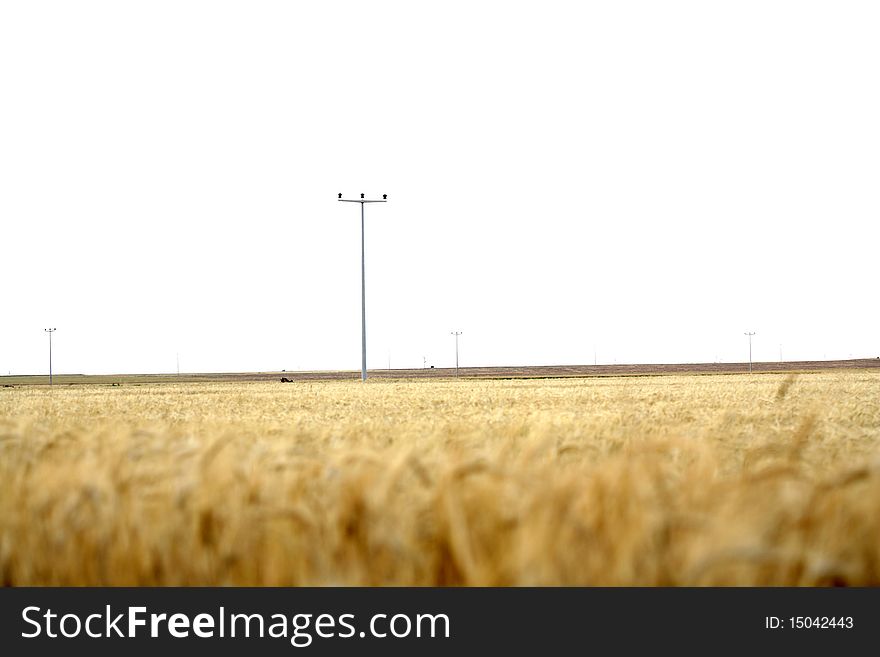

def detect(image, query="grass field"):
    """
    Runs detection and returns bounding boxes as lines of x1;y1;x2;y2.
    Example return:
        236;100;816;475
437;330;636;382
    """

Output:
2;371;879;586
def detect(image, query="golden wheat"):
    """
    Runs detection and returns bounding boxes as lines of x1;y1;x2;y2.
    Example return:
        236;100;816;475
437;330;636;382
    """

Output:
1;371;879;586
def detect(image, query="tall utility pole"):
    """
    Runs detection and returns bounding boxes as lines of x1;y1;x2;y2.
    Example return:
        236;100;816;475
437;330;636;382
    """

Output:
744;331;756;373
44;328;57;385
451;331;462;376
338;193;387;382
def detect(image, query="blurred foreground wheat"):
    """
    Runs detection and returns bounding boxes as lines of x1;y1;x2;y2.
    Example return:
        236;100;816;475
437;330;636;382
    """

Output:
1;372;879;586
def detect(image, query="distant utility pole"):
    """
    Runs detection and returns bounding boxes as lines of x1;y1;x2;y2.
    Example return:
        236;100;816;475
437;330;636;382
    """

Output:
451;331;462;376
423;356;426;369
744;331;756;373
338;192;387;382
779;344;782;363
44;328;57;385
177;352;180;377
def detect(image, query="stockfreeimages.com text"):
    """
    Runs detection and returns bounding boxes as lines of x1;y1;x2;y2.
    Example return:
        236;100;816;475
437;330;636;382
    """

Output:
22;606;450;647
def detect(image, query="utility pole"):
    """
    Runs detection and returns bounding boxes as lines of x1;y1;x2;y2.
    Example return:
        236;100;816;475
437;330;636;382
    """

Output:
744;332;755;373
451;331;462;376
338;193;387;382
44;328;57;385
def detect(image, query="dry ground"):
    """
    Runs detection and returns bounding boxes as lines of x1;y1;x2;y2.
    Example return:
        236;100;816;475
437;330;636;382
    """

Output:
2;357;878;386
1;370;879;586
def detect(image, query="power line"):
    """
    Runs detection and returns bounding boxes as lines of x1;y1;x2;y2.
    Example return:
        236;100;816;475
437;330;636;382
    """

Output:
744;331;756;373
451;331;462;377
44;328;57;386
338;193;387;382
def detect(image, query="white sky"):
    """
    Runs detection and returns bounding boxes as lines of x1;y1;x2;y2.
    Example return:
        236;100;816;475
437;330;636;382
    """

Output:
1;1;878;375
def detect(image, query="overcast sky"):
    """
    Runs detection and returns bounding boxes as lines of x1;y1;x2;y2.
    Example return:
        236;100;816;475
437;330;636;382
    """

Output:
2;1;878;375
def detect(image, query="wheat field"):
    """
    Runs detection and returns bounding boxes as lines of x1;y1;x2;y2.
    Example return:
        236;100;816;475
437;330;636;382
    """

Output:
1;371;879;586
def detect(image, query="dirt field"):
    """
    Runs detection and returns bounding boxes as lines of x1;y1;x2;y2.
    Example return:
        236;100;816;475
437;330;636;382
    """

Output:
2;369;879;586
2;357;879;386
